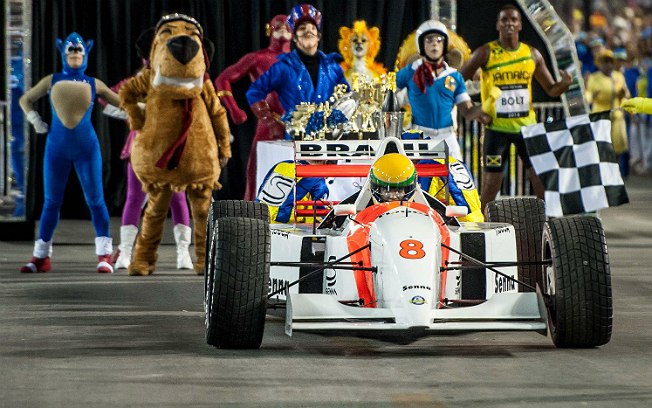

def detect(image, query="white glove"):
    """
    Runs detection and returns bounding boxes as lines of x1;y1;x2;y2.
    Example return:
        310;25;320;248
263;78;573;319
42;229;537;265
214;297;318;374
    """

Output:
102;104;128;120
26;111;49;134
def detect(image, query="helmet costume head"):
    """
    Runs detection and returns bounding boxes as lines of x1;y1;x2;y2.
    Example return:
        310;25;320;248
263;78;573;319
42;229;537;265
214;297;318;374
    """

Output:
416;20;449;61
288;4;323;33
56;32;93;75
369;153;418;202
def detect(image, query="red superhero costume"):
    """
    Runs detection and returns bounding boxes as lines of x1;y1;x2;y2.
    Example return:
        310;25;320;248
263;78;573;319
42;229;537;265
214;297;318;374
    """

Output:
215;15;292;200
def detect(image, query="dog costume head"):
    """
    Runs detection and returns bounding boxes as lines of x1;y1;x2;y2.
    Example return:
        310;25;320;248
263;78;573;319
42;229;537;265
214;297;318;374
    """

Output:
145;13;214;98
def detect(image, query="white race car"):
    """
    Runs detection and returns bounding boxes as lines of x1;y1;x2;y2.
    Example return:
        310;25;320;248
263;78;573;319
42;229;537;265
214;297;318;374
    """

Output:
204;137;612;349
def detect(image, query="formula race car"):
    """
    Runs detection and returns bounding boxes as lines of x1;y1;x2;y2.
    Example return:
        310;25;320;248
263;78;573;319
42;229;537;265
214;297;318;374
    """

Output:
204;137;612;349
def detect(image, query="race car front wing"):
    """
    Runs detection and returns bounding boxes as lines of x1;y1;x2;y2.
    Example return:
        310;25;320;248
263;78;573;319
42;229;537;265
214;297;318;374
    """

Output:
285;291;548;337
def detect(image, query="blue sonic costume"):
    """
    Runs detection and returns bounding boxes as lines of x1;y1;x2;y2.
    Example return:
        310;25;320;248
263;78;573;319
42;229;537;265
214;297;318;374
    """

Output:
19;32;121;273
246;3;349;141
256;160;329;223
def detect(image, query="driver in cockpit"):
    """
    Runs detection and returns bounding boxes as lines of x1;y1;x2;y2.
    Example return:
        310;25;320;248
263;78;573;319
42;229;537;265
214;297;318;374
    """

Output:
369;153;418;203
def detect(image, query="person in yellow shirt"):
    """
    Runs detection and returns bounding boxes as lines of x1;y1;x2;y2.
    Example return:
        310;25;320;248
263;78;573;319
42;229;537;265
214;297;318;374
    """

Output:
585;49;630;170
459;4;572;214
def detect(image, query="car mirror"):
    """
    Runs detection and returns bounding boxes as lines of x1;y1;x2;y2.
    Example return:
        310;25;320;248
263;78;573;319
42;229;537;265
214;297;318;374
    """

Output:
445;205;468;218
334;204;357;216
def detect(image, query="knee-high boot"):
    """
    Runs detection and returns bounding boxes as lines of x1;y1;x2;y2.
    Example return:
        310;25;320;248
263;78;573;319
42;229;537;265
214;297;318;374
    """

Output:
173;224;194;270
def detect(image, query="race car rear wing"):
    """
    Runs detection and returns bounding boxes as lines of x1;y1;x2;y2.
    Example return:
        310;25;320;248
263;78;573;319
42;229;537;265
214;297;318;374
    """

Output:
294;138;448;161
294;137;449;178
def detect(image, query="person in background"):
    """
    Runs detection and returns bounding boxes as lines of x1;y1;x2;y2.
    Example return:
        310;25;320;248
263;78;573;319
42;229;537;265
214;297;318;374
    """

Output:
459;4;572;214
19;32;120;273
396;19;491;162
585;49;630;176
215;15;292;201
246;3;349;141
108;30;194;271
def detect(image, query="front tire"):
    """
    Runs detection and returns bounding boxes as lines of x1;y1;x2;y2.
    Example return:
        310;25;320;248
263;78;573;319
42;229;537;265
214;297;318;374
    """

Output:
206;217;271;349
542;216;612;348
204;201;269;340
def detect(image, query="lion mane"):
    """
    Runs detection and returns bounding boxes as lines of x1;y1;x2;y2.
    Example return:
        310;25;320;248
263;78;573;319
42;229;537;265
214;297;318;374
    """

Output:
338;20;386;81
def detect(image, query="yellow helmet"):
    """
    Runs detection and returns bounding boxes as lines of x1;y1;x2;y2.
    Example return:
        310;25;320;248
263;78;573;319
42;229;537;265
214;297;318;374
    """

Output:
369;153;417;202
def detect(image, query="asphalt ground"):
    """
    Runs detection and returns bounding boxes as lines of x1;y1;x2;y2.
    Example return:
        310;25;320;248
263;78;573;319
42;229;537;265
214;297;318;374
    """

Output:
1;175;651;407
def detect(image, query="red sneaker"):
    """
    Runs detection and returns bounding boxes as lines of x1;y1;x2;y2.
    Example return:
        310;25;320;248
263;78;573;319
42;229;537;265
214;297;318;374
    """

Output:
97;254;114;274
20;257;51;273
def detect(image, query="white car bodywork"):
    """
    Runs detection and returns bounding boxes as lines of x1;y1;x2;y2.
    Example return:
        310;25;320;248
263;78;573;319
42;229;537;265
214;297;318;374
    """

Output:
268;137;548;338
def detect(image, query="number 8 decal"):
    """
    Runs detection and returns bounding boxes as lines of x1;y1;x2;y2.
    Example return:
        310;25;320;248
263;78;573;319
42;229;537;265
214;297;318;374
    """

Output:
399;239;425;259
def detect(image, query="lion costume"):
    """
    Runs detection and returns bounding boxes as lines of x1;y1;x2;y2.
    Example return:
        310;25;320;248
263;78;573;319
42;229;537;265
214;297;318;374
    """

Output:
120;13;231;276
338;20;387;83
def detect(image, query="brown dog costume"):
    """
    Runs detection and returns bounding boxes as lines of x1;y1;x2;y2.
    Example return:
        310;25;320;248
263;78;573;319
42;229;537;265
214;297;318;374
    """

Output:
120;14;231;275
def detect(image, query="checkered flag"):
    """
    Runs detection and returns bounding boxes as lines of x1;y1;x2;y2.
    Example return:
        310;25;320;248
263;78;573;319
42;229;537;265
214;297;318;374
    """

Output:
521;110;629;217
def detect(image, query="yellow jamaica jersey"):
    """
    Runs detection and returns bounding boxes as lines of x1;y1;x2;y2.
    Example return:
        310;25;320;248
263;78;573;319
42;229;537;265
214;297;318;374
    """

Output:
481;41;536;133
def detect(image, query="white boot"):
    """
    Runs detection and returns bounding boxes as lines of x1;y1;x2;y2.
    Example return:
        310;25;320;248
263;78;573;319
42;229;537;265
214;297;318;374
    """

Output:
114;225;138;269
173;224;193;270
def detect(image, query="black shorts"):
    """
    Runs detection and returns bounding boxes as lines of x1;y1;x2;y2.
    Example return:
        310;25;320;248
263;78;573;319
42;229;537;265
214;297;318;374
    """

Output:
483;128;532;172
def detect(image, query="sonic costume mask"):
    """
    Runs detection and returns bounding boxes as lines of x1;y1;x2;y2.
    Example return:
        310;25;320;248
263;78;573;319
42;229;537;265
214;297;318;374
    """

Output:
56;32;94;75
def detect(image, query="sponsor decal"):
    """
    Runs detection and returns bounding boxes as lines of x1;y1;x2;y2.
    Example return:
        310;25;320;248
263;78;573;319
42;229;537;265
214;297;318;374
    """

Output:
403;284;432;291
325;256;337;295
295;140;446;159
271;230;290;238
269;278;290;296
495;274;516;293
495;226;510;235
258;173;293;206
410;295;426;305
449;161;475;190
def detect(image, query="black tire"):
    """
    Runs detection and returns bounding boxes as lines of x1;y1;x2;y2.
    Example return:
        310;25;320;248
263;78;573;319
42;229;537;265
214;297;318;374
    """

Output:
206;217;271;349
486;197;545;292
204;201;269;335
542;216;612;348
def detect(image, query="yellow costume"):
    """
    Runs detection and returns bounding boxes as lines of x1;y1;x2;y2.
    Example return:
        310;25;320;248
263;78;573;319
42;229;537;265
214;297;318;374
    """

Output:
338;20;386;83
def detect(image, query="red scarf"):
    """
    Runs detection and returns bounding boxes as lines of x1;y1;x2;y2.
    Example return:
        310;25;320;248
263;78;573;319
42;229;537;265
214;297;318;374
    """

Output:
413;60;445;93
156;98;194;170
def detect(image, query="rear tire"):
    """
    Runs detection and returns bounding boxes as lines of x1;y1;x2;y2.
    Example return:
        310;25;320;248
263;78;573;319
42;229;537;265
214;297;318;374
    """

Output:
486;197;545;292
206;217;271;349
204;201;268;339
542;216;612;348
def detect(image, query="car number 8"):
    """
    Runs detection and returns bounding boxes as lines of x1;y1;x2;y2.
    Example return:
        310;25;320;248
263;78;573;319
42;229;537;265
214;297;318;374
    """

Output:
399;239;425;259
